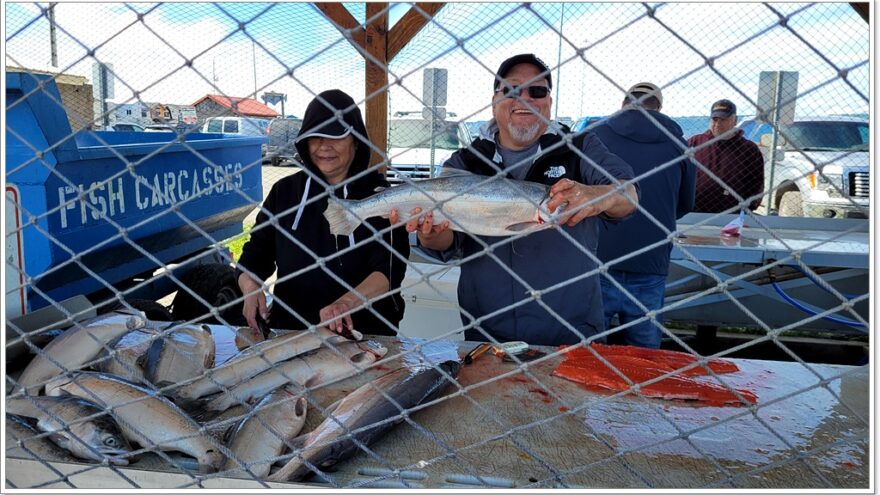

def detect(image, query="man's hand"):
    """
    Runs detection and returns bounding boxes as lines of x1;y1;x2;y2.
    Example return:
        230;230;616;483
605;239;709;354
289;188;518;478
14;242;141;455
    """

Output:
239;272;269;331
390;207;454;250
547;179;609;227
547;179;638;226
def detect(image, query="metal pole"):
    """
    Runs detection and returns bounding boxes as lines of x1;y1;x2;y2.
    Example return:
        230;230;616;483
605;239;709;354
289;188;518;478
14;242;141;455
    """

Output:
100;65;109;128
429;110;437;178
252;41;258;97
48;3;58;67
766;72;783;214
553;3;565;121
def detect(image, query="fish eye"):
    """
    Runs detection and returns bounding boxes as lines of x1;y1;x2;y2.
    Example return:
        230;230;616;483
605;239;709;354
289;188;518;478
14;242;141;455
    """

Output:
103;436;120;448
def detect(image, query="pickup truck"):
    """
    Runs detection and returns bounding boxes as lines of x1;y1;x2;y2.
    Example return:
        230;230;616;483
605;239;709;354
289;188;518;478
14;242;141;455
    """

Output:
6;71;265;336
739;116;869;218
386;112;472;184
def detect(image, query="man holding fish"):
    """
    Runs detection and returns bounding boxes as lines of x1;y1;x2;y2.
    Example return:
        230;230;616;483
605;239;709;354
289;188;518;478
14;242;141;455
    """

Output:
388;54;639;346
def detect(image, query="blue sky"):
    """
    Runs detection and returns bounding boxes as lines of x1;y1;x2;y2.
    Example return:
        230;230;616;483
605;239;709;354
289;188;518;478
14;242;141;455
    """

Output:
5;2;870;121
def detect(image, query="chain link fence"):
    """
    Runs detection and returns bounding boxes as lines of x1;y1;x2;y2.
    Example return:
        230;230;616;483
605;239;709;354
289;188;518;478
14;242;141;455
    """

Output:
4;2;870;490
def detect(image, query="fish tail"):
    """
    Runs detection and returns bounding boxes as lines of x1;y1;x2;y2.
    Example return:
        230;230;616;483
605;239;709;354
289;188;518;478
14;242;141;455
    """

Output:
323;199;361;235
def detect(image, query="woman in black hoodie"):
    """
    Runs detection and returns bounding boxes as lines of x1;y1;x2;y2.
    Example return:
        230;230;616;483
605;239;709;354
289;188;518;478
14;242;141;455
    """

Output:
236;90;409;336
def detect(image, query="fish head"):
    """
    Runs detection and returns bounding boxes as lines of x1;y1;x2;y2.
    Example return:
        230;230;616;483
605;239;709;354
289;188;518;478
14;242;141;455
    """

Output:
536;196;568;225
58;420;132;464
198;448;225;473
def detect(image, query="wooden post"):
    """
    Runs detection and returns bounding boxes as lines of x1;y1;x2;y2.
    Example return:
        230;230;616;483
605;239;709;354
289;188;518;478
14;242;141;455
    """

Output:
314;2;446;173
364;3;389;170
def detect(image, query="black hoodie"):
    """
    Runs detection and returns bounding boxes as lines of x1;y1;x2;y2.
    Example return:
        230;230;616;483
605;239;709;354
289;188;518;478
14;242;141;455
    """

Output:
237;90;409;334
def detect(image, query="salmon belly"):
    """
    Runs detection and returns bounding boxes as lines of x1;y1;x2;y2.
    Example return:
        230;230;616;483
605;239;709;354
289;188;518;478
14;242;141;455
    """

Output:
552;344;757;407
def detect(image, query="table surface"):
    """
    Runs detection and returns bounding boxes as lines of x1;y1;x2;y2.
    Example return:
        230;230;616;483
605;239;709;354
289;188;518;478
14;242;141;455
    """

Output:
671;221;868;269
5;332;870;489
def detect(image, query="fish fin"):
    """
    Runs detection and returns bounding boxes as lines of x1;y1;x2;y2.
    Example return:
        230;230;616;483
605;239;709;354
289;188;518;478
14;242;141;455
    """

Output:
348;352;369;365
142;336;166;383
323;199;361;235
506;221;541;232
302;375;321;389
47;432;69;448
278;434;308;457
436;167;474;177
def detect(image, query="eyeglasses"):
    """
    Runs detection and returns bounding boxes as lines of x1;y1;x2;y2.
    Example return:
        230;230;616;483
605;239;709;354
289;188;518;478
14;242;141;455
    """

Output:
494;85;551;99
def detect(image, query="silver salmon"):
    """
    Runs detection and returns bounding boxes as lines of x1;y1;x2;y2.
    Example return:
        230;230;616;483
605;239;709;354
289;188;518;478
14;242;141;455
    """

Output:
268;360;460;482
45;372;224;473
143;324;215;388
6;395;132;464
94;330;155;384
324;171;554;237
16;314;148;394
223;387;307;479
205;340;388;412
175;328;362;402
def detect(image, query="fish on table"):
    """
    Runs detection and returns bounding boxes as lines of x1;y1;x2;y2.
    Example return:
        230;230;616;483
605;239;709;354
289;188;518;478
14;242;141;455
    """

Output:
268;360;461;482
324;170;558;237
44;371;224;473
93;330;155;384
175;328;362;402
143;324;215;388
222;386;307;479
205;340;388;413
5;395;132;464
552;344;758;406
15;314;148;394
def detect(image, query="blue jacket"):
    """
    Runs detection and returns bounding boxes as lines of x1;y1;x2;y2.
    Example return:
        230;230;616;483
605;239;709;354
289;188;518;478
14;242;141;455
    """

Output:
592;109;695;275
423;122;636;346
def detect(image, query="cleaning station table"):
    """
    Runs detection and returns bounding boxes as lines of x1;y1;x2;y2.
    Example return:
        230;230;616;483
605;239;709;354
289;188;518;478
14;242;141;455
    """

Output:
6;332;869;489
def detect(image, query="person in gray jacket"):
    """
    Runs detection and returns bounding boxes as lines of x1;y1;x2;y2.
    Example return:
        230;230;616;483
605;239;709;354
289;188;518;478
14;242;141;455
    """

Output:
390;54;638;346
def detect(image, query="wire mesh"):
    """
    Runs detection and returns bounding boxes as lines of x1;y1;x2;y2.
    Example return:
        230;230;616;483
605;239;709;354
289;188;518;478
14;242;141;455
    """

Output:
3;1;870;490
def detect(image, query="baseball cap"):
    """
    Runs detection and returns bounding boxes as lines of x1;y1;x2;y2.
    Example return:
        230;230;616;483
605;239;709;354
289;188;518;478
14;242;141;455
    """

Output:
295;89;358;143
494;54;552;90
626;82;663;107
710;99;737;118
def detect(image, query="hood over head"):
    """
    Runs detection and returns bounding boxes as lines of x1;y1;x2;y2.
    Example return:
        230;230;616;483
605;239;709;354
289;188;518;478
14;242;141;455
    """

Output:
295;89;384;195
606;109;684;144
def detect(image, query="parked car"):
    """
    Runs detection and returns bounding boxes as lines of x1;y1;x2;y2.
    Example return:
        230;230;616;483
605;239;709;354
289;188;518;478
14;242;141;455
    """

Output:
386;112;472;184
739;116;869;218
201;116;270;154
264;116;303;166
144;124;176;132
202;116;271;136
109;121;145;132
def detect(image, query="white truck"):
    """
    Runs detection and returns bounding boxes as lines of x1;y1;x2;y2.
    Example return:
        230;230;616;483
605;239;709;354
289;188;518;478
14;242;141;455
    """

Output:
740;116;869;218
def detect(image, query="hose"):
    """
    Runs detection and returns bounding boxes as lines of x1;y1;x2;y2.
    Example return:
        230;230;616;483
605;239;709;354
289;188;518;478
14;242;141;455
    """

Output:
771;281;866;329
791;264;860;300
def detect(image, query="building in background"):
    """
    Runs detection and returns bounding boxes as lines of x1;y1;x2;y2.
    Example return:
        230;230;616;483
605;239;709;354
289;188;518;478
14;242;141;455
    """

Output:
110;102;198;128
191;94;278;126
6;65;94;131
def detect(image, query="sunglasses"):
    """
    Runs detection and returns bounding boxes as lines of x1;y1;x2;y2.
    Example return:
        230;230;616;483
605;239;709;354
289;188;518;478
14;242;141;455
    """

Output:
495;85;551;99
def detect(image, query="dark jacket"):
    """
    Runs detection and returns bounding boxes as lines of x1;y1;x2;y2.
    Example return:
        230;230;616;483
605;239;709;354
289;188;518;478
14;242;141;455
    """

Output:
237;90;409;334
593;109;695;275
424;123;636;346
688;129;765;212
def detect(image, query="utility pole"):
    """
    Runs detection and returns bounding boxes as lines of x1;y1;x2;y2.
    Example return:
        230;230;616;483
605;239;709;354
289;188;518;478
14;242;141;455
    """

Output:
252;40;258;97
48;3;58;67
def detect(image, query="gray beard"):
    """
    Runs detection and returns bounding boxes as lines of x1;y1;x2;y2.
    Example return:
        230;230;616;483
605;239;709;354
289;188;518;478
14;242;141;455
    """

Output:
507;121;542;143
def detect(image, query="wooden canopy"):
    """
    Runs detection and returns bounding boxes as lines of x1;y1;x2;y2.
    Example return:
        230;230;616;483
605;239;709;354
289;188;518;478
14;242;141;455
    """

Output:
314;2;445;169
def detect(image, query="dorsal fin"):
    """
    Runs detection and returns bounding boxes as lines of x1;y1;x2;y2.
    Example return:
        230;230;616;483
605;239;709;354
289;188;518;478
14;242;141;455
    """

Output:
436;167;475;178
